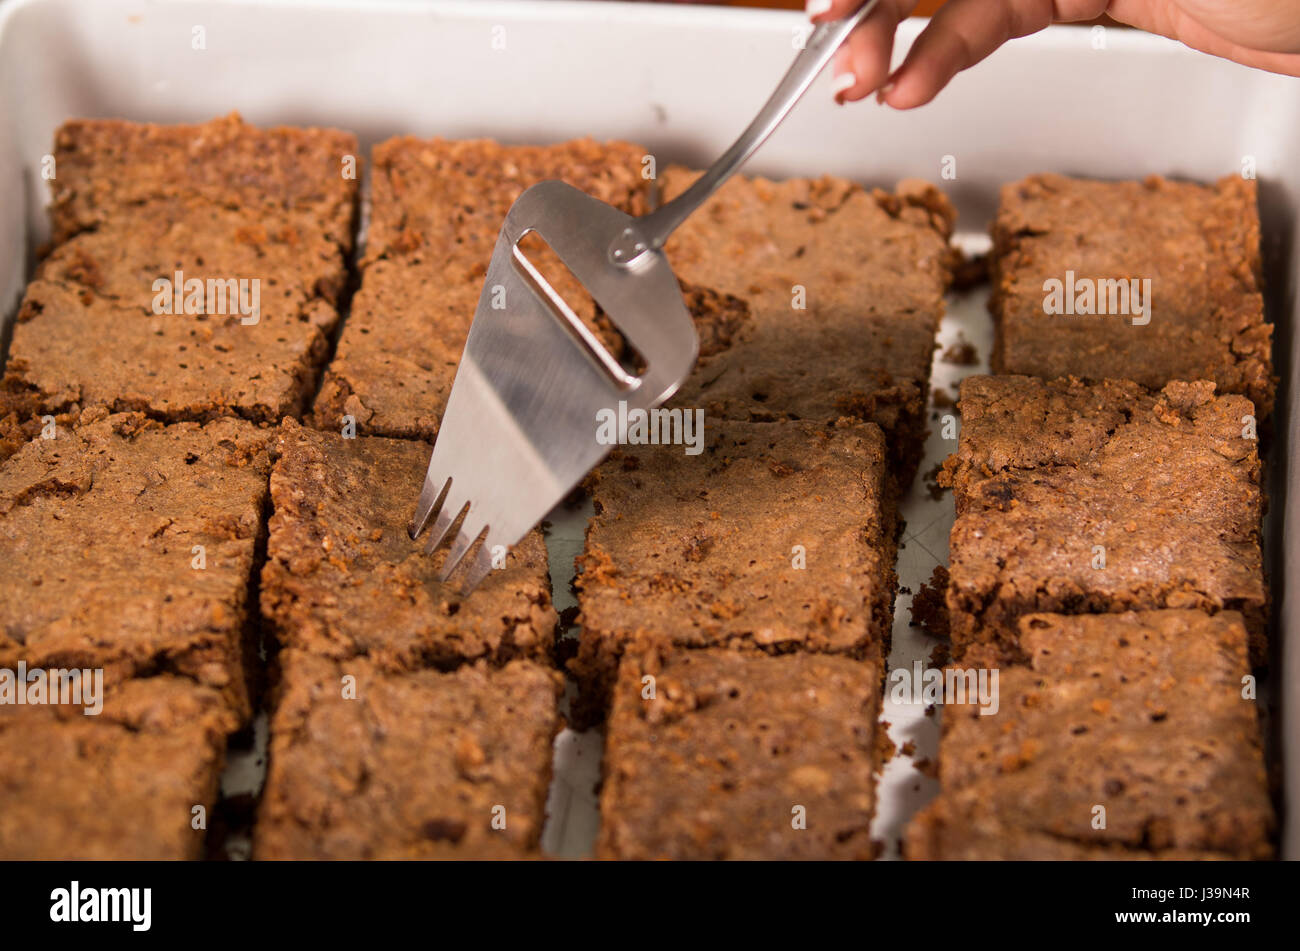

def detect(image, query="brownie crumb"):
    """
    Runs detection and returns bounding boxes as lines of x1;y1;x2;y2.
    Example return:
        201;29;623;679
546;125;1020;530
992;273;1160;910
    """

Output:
949;249;989;290
921;461;946;501
910;565;950;641
553;633;580;668
941;334;978;366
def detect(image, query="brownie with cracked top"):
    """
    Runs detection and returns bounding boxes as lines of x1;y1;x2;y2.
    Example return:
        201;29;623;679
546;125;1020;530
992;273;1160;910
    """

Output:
0;411;273;724
599;642;881;860
660;167;955;484
940;375;1265;663
990;173;1272;417
572;417;895;724
905;610;1273;860
260;420;557;670
0;115;358;445
254;651;562;859
0;675;231;860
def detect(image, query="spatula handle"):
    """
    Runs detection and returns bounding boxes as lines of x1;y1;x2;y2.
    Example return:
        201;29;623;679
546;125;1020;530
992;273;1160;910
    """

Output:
610;0;881;267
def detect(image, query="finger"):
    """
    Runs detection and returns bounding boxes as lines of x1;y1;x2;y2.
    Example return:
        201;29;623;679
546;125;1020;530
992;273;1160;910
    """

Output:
831;0;918;103
880;0;1083;109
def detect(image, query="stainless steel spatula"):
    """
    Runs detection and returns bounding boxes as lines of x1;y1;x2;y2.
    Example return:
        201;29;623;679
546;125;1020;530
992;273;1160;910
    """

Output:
410;1;880;590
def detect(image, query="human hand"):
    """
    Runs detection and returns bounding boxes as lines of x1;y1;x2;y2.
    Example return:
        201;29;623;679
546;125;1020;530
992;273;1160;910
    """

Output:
809;0;1300;108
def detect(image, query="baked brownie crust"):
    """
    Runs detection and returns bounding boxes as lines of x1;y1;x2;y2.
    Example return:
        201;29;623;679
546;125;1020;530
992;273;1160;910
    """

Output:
598;644;881;860
660;168;954;482
50;112;357;245
573;417;895;722
0;675;231;860
255;651;562;859
990;173;1272;416
0;412;272;724
906;611;1273;860
361;136;649;269
260;420;556;669
312;137;650;439
941;376;1265;661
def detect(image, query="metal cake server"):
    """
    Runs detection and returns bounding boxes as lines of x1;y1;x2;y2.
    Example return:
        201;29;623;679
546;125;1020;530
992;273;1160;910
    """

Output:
410;1;881;590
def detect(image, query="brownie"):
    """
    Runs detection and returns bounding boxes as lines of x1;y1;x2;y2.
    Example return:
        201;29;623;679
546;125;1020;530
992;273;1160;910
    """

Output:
990;173;1273;417
598;643;881;860
0;115;358;434
0;675;231;860
660;167;955;482
254;651;562;859
49;112;357;244
905;611;1274;860
311;137;650;439
0;411;273;723
941;375;1265;662
260;420;557;670
572;417;895;722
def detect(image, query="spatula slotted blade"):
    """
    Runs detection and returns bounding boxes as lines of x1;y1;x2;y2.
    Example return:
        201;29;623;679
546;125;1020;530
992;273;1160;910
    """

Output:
409;181;698;589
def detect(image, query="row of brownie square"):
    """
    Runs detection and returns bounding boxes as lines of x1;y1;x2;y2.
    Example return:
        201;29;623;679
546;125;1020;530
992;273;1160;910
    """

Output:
905;609;1274;860
0;412;275;858
0;113;363;859
553;157;957;857
912;372;1272;859
573;415;899;859
251;421;566;859
3;116;957;498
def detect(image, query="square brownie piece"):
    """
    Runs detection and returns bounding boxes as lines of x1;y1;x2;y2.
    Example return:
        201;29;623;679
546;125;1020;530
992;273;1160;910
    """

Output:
0;675;231;860
660;168;955;482
311;137;649;439
572;417;895;722
941;375;1265;662
0;115;357;438
598;643;882;860
260;420;556;670
0;412;273;724
254;651;562;859
905;610;1273;860
990;173;1272;417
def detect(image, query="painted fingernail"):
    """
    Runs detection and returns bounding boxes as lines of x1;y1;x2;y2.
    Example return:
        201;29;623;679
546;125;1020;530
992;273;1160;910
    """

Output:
832;71;856;103
807;0;833;16
876;81;895;104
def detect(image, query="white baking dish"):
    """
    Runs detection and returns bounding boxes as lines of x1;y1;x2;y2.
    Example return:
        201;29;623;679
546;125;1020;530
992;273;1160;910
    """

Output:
0;0;1294;860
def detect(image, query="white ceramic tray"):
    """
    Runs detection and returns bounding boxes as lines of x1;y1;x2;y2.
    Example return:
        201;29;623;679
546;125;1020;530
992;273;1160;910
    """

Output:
0;0;1294;859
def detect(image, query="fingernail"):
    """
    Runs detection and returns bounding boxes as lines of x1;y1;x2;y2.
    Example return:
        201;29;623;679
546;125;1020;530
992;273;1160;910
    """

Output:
832;71;856;100
876;81;895;104
807;0;833;16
